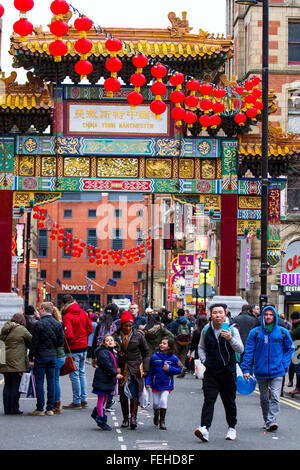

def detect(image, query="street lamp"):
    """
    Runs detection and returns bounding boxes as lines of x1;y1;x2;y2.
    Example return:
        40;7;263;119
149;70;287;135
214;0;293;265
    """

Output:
235;0;269;309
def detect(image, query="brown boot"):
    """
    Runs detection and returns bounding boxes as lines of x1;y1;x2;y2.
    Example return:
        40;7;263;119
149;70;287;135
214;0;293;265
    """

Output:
120;395;129;428
130;398;139;430
53;401;61;414
153;408;159;426
159;408;167;430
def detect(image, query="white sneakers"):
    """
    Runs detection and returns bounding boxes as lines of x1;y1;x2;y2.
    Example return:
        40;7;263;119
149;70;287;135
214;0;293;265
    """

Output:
195;426;237;442
194;426;209;442
225;427;237;440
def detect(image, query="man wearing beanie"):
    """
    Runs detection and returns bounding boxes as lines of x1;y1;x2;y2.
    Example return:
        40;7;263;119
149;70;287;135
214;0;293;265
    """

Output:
24;305;39;335
289;311;300;394
113;311;150;430
169;308;191;377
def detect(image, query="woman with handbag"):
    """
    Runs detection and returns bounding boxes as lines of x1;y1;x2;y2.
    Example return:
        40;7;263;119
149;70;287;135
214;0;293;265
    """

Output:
0;314;32;415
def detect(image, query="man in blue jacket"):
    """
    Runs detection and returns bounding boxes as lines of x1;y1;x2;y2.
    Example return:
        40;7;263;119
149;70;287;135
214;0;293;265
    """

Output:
241;305;294;432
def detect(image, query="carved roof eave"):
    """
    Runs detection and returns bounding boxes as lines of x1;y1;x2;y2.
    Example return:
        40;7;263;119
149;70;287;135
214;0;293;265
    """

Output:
238;125;300;159
0;71;54;111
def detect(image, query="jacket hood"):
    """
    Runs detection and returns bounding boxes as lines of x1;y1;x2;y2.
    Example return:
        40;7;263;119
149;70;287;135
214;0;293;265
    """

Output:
176;316;188;325
261;306;278;330
64;302;83;316
1;321;17;336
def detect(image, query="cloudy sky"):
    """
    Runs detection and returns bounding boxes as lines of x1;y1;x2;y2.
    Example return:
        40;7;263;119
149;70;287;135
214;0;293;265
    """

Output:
1;0;227;81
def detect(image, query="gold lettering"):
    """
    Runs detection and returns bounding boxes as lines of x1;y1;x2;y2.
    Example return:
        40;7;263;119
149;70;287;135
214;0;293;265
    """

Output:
86;109;98;119
74;109;85;119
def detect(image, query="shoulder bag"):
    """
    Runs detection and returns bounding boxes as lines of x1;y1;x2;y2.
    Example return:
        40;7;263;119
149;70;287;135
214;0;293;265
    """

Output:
60;337;77;376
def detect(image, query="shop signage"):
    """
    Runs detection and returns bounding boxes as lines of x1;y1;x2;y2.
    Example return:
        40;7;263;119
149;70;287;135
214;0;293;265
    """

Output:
281;273;300;286
282;240;300;273
66;103;169;136
62;284;95;292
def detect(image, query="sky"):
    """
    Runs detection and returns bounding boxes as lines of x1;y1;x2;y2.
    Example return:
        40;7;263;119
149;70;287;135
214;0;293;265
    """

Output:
0;0;227;82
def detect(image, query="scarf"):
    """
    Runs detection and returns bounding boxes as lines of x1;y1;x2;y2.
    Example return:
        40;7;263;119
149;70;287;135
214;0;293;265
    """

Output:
119;330;132;387
265;322;275;333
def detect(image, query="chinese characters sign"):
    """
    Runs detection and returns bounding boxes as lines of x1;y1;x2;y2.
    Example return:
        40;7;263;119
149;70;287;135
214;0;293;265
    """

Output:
66;103;170;136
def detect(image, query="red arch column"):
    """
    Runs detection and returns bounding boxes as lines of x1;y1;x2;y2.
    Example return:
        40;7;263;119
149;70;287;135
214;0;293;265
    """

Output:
0;191;13;292
220;193;238;296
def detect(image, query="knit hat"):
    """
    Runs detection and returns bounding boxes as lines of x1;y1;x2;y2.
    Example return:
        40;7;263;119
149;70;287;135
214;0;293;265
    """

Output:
120;311;134;325
291;311;300;320
24;305;35;316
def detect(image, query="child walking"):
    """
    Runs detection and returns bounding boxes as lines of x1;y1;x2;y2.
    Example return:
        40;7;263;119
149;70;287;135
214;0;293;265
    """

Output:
91;335;122;431
145;337;181;430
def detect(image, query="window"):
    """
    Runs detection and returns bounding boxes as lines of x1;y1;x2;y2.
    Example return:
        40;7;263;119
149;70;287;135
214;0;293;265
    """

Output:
288;88;300;133
87;270;96;280
112;271;122;280
112;228;123;250
136;228;143;246
63;209;72;218
40;270;47;279
38;229;48;258
63;270;72;279
86;228;97;254
288;22;300;64
137;271;143;280
114;209;122;218
88;209;97;218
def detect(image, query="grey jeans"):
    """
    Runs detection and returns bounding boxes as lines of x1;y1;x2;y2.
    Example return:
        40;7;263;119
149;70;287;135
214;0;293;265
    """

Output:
257;377;283;427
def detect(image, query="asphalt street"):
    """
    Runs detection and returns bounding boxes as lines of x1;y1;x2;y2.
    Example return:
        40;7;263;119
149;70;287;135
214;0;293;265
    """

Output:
0;364;300;452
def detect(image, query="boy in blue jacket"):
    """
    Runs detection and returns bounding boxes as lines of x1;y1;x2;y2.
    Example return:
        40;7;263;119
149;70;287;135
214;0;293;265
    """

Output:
145;337;181;430
241;306;294;432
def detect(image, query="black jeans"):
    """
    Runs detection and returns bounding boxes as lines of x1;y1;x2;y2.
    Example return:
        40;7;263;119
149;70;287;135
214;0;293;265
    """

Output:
201;369;237;429
3;372;22;414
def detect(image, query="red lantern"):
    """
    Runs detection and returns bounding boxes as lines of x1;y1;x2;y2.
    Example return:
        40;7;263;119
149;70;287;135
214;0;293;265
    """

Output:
150;99;166;117
14;0;34;11
253;101;264;111
104;77;121;95
130;73;146;88
170;90;185;104
50;20;69;37
246;107;258;119
105;38;122;53
210;114;222;127
151;64;167;80
234;86;244;96
132;54;148;69
49;39;68;60
171;107;186;123
200;99;213;112
186;79;200;92
13;18;33;39
75;38;93;55
0;3;4;17
213;87;226;99
251;75;261;87
200;83;213;96
151;81;167;97
184;111;197;126
244;80;254;91
74;16;93;31
105;57;122;73
185;95;199;108
50;0;69;15
127;91;143;107
170;73;185;87
199;114;212;128
245;94;256;105
212;101;225;114
252;88;262;100
234;113;247;125
104;38;122;97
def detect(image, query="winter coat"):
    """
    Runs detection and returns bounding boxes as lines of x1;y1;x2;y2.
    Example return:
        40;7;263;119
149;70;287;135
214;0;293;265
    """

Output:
92;346;118;394
169;316;191;338
24;315;38;335
140;323;174;357
233;311;258;346
29;314;64;361
114;328;150;393
240;306;295;379
145;350;181;391
0;321;32;373
290;320;300;342
133;313;147;329
62;302;93;352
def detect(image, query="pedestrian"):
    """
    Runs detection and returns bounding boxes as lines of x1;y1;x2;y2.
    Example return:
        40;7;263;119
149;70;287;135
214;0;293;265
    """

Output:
140;312;174;357
250;304;260;319
0;314;32;415
240;306;295;431
87;314;99;362
169;308;191;377
194;303;244;442
51;305;65;414
61;294;93;410
129;303;147;329
288;311;300;394
161;311;173;330
24;305;39;335
113;311;150;430
91;335;123;431
28;302;64;416
232;304;257;364
145;337;181;430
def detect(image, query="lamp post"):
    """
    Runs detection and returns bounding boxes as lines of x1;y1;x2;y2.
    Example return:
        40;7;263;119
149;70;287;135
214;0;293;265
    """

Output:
235;0;269;310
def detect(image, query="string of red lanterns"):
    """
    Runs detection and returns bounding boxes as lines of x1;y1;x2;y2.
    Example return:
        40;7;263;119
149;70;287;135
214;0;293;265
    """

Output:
150;64;167;119
74;15;94;79
104;38;123;97
0;3;4;17
127;54;148;108
13;0;34;42
33;206;152;266
49;0;70;62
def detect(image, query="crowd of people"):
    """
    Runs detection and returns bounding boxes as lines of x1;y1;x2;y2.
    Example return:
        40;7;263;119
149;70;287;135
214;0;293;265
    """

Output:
0;297;299;442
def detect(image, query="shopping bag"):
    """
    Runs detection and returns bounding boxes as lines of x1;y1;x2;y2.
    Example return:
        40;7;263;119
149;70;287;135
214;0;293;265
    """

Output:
26;373;36;398
19;371;31;394
139;384;150;409
194;359;206;379
0;340;6;365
